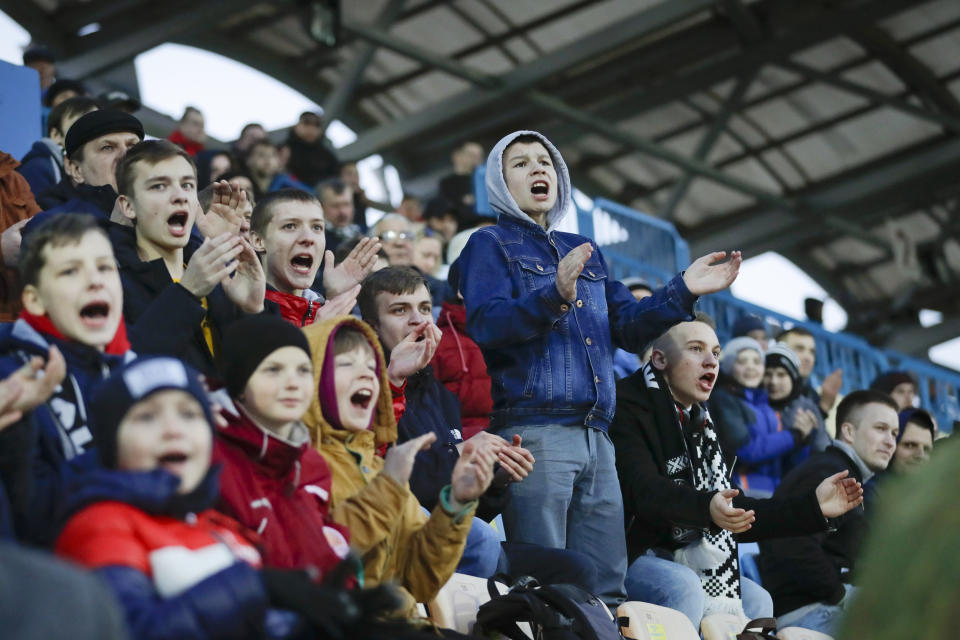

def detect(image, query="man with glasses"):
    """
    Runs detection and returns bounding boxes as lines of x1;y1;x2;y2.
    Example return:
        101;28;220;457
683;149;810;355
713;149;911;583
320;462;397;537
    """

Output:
373;213;415;266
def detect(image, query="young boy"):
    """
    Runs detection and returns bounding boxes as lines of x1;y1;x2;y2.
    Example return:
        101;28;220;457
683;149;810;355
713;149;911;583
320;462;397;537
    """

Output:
302;315;496;608
0;213;133;544
113;139;264;376
213;313;351;573
250;188;380;327
458;130;741;603
55;356;335;639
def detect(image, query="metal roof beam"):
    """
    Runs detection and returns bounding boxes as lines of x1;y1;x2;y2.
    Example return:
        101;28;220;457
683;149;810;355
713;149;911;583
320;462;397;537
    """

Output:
58;0;284;80
885;314;960;356
321;0;407;129
337;0;717;161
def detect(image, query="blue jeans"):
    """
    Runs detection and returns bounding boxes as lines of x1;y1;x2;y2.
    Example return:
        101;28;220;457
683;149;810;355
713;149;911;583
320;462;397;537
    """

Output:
625;552;773;629
419;507;503;579
494;424;627;605
776;584;857;635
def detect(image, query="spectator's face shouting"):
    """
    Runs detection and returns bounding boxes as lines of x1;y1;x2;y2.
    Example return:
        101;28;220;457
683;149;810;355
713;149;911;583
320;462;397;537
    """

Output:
732;349;764;389
22;230;123;351
253;201;325;296
334;343;380;432
116;390;212;494
68;131;141;190
503;141;557;219
839;402;899;472
121;155;199;253
764;366;793;402
891;422;933;474
241;346;314;436
373;285;433;353
652;321;721;408
783;333;816;378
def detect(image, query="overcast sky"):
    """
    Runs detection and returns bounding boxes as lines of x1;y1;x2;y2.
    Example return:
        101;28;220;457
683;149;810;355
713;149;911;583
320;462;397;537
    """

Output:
1;9;957;371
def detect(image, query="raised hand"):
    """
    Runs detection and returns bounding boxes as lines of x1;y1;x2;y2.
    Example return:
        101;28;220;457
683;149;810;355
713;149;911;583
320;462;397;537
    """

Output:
709;488;755;533
451;440;497;505
555;242;593;302
196;180;245;239
682;251;742;296
815;470;863;518
792;408;818;438
1;346;67;427
316;284;361;321
386;322;442;387
382;432;437;486
322;237;382;299
221;237;266;313
820;369;843;414
180;233;245;299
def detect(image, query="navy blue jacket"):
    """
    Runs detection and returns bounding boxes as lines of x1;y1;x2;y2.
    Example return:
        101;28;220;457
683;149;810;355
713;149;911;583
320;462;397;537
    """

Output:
0;319;133;545
24;183;118;237
109;224;241;378
35;176;80;210
460;214;696;432
18;139;63;199
397;366;507;521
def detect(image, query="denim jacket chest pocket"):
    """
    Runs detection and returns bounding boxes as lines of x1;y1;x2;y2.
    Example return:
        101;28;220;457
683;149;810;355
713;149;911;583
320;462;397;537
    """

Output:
575;259;608;316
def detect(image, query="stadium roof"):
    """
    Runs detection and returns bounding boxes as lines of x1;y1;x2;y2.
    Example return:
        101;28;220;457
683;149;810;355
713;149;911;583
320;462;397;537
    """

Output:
4;0;960;355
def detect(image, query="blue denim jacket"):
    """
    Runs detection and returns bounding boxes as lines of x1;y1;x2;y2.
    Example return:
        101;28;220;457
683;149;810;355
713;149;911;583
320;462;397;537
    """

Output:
460;214;696;432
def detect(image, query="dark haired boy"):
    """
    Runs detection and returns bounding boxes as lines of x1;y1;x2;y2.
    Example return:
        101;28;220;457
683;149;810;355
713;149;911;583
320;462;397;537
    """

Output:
112;139;263;376
759;389;899;634
19;96;99;200
777;326;842;418
251;188;379;327
245;140;309;200
0;213;134;544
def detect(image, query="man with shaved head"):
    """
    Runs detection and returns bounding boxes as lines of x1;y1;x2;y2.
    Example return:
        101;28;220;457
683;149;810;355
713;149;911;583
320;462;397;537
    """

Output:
610;313;865;629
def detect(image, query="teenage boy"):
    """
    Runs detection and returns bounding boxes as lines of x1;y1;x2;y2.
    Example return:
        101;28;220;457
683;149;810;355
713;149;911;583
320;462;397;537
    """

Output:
113;139;264;376
56;356;350;639
18;95;99;200
317;177;361;253
358;267;534;578
245;139;309;199
458;129;742;603
759;390;899;635
0;214;134;544
250;188;380;327
302;315;495;607
24;109;144;236
610;314;865;628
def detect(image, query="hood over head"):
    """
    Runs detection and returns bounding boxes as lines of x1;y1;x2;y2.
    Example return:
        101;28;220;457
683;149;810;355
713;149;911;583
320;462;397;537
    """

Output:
485;130;571;232
302;315;396;448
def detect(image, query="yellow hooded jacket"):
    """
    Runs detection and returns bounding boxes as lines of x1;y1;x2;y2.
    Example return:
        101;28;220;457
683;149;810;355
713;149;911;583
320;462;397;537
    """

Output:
302;316;475;604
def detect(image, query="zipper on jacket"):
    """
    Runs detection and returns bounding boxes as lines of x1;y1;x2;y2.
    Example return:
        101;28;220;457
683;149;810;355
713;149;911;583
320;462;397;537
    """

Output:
302;301;315;326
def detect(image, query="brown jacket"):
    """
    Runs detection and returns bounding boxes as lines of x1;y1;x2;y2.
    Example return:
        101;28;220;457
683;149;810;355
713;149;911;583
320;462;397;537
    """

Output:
302;316;474;605
0;152;40;321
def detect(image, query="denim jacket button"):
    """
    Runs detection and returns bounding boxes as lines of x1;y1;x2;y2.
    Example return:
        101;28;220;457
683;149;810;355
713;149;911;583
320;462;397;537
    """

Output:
585;337;592;345
537;264;544;271
560;304;569;312
594;376;601;384
588;271;595;277
576;299;583;308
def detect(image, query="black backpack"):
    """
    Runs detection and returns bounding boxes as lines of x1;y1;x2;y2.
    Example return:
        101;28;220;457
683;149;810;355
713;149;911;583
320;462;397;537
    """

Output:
476;576;623;640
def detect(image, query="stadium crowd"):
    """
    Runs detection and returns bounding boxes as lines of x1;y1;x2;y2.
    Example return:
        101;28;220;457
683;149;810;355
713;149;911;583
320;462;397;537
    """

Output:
0;46;949;640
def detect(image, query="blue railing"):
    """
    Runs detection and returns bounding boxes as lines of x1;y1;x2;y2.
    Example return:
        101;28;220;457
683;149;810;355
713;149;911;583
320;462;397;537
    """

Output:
470;167;959;433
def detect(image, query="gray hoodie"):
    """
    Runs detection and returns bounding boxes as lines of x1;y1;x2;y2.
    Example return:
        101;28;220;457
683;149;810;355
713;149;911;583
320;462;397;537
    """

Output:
485;130;572;232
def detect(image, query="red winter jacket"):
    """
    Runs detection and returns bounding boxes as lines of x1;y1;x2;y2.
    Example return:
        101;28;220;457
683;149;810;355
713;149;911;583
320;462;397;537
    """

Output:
431;301;492;439
212;407;351;574
265;288;323;327
167;130;205;157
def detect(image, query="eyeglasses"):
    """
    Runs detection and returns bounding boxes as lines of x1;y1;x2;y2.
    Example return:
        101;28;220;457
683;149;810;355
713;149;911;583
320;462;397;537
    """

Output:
378;230;415;242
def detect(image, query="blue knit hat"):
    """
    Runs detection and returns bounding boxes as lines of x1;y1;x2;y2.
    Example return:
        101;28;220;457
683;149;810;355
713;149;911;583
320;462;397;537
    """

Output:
90;357;213;468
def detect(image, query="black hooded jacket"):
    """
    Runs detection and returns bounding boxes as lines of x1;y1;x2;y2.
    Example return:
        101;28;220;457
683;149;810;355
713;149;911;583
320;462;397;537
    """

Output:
609;364;828;563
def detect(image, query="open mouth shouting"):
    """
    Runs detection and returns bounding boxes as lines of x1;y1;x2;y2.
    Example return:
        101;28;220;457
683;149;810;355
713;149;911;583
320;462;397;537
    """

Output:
530;180;550;201
157;449;190;477
79;300;112;330
698;371;716;393
290;253;315;276
167;210;190;238
350;388;373;410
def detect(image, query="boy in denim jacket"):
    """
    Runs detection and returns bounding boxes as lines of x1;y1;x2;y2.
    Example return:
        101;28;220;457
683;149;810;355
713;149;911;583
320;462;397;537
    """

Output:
458;130;741;603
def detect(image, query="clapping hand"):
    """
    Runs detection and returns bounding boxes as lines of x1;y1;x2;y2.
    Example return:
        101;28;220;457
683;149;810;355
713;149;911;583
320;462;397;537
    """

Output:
682;251;742;296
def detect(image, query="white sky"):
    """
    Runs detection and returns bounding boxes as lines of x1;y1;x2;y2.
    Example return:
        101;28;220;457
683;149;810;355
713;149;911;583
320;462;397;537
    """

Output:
1;9;957;370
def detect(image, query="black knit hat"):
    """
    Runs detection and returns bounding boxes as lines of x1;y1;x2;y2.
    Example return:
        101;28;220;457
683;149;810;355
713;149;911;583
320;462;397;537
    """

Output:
65;109;144;158
218;314;312;399
870;370;916;395
765;342;801;389
91;357;213;469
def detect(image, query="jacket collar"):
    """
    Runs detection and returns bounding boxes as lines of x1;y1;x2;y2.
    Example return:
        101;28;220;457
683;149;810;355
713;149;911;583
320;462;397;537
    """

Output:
830;440;874;483
74;183;119;214
218;407;310;478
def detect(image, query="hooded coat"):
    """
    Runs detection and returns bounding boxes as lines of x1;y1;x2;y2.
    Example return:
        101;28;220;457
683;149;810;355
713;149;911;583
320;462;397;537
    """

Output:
432;300;492;439
17;138;63;198
459;130;696;432
212;404;351;574
0;152;42;321
301;316;474;606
